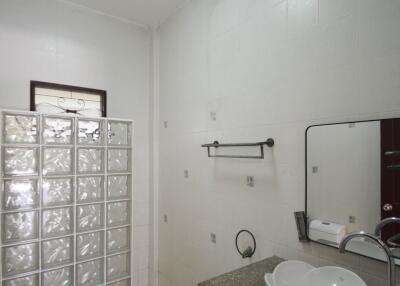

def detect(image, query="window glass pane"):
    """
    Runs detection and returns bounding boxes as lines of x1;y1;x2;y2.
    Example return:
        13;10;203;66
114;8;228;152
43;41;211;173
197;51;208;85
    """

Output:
32;82;105;117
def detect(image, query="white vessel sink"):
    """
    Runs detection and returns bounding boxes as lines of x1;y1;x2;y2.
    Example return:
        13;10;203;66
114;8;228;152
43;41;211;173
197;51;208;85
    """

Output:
302;266;366;286
272;260;315;286
265;260;366;286
264;273;274;286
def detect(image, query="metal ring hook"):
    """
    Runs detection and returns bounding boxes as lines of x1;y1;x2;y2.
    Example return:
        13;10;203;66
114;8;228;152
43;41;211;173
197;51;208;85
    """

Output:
235;229;256;258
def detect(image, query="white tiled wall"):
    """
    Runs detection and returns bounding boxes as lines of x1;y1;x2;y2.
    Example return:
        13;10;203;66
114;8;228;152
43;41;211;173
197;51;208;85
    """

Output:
156;0;400;286
0;1;151;285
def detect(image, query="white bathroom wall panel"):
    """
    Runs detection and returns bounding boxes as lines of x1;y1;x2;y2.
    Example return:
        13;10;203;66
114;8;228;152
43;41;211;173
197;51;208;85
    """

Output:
0;1;151;285
157;1;400;286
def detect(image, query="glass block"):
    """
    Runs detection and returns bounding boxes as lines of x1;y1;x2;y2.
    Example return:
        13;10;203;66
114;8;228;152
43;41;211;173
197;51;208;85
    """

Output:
77;204;104;232
2;179;38;210
76;258;104;286
43;147;73;176
78;119;103;145
78;148;104;173
107;279;131;286
107;149;130;173
106;253;130;281
2;211;39;243
42;266;73;286
107;227;130;254
3;114;38;144
3;147;38;176
43;117;73;144
42;236;73;268
2;242;39;277
42;207;73;238
107;201;130;227
42;178;73;207
2;274;39;286
107;175;130;200
108;121;131;146
77;176;104;203
77;231;104;261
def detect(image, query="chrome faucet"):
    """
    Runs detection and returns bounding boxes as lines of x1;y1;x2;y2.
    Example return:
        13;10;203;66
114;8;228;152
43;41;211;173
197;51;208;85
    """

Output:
339;231;395;286
374;217;400;258
374;217;400;237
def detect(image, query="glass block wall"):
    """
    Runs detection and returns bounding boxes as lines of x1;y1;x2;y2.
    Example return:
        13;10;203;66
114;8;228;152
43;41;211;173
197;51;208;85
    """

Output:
0;111;133;286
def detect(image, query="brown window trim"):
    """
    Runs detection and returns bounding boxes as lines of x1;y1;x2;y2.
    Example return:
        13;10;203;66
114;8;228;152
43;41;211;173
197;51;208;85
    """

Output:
30;80;107;117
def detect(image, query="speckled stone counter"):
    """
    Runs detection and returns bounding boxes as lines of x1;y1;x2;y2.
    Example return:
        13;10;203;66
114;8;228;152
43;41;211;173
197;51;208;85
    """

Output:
198;256;284;286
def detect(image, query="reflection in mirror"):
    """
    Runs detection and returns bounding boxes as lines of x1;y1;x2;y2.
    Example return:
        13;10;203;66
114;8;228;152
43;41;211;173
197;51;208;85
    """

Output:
306;119;400;264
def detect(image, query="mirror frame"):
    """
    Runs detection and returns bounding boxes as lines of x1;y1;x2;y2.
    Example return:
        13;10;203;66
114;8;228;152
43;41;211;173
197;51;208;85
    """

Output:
304;118;391;263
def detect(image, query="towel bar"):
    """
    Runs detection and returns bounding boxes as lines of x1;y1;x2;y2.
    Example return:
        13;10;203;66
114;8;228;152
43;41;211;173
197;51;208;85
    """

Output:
201;138;274;159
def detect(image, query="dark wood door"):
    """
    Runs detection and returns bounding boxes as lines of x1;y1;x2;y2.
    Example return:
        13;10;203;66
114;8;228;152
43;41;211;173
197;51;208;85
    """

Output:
381;119;400;240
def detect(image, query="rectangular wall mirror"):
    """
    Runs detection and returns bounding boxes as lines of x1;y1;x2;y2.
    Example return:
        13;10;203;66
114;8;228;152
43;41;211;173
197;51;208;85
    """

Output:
306;118;400;264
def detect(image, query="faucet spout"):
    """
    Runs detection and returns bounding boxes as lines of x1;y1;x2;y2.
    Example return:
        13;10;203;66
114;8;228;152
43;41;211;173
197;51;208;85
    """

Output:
339;231;395;286
374;217;400;237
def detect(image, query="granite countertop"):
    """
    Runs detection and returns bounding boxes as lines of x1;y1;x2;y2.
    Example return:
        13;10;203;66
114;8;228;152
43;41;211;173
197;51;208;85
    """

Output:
198;256;284;286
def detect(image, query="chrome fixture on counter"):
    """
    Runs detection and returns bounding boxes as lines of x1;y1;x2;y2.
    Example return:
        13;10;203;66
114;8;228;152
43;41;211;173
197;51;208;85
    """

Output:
375;217;400;253
374;217;400;237
339;231;395;286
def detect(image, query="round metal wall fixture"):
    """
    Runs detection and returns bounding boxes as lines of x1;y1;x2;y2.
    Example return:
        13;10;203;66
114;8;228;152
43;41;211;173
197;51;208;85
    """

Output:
235;229;256;258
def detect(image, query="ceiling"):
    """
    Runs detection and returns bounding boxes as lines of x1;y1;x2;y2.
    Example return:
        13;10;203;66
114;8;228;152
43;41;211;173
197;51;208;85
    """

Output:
64;0;188;26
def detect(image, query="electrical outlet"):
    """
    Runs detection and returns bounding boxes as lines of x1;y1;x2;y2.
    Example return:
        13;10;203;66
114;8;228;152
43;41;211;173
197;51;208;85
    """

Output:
163;121;168;128
184;170;189;178
312;166;318;174
246;176;254;187
163;214;168;223
210;233;216;244
349;216;356;223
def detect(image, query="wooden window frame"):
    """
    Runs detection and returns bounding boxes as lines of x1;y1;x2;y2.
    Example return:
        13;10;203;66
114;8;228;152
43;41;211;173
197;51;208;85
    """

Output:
30;80;107;117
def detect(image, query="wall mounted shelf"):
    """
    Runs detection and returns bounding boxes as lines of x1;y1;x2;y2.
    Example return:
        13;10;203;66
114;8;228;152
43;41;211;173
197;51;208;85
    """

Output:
201;138;274;159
